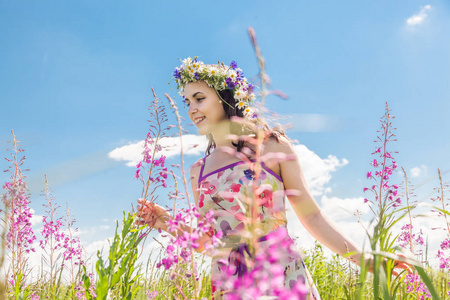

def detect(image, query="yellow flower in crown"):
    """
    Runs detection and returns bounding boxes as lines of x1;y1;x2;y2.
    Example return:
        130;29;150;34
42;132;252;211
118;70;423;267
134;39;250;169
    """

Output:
207;67;218;77
173;57;257;116
244;107;253;117
236;101;245;109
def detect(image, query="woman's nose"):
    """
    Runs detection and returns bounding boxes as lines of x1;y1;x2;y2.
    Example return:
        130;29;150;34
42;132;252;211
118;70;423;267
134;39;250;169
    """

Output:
188;103;198;116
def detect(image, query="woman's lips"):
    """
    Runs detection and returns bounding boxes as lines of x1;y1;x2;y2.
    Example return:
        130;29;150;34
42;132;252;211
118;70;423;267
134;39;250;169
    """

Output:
194;116;205;125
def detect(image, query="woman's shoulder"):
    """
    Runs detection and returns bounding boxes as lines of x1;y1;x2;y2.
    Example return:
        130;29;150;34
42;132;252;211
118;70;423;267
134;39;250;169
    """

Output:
190;157;204;175
189;157;206;187
263;134;295;155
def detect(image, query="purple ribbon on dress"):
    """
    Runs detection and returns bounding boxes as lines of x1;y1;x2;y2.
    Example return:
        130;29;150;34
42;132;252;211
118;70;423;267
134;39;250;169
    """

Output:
228;235;268;277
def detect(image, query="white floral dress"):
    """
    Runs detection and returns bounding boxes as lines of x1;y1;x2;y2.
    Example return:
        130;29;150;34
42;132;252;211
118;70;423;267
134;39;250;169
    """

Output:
197;155;321;299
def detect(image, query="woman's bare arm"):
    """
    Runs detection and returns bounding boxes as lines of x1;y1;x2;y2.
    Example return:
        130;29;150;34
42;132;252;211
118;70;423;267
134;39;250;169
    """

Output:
267;137;363;264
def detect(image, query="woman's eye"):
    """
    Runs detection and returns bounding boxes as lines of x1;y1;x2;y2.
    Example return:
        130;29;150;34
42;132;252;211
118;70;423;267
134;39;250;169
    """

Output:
197;97;205;102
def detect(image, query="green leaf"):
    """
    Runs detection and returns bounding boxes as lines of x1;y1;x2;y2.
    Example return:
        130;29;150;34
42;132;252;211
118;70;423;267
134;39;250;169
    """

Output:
415;265;441;300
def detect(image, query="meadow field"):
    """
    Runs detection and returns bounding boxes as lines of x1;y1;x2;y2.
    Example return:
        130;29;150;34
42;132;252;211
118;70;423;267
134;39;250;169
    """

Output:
2;28;450;300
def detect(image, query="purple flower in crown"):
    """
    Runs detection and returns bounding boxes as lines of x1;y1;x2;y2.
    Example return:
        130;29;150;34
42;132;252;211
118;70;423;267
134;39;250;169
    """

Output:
236;70;244;80
230;60;238;69
226;77;236;89
173;68;181;79
194;72;199;80
247;83;254;93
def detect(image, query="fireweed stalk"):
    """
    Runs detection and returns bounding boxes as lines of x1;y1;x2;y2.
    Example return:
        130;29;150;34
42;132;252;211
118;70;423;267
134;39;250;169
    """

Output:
397;167;422;256
36;175;85;300
35;175;86;300
62;203;84;299
360;103;438;299
361;103;404;297
1;130;36;298
397;167;430;299
81;90;177;300
138;88;170;200
360;102;407;298
39;175;66;298
432;168;450;297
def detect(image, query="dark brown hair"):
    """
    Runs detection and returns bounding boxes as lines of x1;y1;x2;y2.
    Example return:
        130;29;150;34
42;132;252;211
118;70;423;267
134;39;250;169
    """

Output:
205;88;288;156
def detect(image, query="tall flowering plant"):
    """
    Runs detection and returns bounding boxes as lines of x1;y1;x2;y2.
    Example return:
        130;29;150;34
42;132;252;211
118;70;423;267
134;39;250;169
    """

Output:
135;88;169;200
397;167;424;257
38;175;85;299
62;204;85;299
359;103;438;299
430;168;450;297
82;89;176;300
395;167;431;299
1;131;36;298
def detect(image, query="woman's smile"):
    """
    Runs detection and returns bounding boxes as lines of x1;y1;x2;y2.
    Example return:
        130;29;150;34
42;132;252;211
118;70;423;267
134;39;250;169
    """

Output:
193;116;206;125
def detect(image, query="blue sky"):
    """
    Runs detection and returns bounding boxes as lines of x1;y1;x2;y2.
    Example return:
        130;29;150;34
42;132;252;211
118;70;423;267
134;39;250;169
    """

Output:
1;1;450;263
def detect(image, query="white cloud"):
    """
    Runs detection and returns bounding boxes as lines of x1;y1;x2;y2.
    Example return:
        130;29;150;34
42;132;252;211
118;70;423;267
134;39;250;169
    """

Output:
406;5;432;26
410;165;427;178
30;208;43;226
108;136;348;197
108;134;208;167
293;144;349;196
320;195;369;220
83;238;112;261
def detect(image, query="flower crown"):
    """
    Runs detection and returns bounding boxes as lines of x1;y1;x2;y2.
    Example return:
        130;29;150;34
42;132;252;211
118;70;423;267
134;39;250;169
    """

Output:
173;57;257;117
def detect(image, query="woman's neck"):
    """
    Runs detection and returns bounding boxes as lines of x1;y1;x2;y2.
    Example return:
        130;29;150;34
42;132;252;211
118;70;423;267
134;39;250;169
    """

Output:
210;120;234;149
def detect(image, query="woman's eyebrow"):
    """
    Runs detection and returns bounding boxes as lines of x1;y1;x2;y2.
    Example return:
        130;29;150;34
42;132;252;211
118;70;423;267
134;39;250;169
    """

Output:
193;92;204;97
185;91;204;100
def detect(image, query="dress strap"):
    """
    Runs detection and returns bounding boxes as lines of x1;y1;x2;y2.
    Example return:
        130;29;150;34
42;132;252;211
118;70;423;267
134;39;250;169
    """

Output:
198;156;207;186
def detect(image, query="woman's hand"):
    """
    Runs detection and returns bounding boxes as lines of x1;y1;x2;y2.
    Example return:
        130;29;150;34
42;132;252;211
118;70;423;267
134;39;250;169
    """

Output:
136;199;171;231
391;253;414;276
365;254;414;276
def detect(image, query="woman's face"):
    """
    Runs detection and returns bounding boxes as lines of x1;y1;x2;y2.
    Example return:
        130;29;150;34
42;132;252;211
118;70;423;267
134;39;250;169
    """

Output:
184;80;228;135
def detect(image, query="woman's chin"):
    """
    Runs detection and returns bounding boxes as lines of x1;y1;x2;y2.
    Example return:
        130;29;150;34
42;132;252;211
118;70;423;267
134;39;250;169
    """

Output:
197;123;212;136
197;127;208;136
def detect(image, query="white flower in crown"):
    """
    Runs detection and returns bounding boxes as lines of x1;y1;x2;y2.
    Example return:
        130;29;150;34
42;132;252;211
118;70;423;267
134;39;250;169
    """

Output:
191;61;201;71
243;106;253;117
207;67;218;77
227;69;237;81
247;93;256;102
181;57;193;69
186;66;195;75
236;100;246;109
234;87;245;100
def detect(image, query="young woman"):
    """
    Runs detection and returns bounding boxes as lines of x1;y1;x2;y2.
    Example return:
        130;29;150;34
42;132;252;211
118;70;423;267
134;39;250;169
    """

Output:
136;58;408;299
